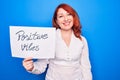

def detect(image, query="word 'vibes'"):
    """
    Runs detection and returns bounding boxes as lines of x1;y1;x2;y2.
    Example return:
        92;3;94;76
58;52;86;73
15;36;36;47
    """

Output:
15;30;48;51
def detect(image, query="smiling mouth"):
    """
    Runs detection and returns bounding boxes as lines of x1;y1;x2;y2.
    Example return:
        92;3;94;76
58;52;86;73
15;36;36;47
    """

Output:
63;20;71;26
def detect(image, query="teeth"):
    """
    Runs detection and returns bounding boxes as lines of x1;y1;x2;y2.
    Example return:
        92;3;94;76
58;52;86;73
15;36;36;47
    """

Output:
63;22;69;26
63;21;70;26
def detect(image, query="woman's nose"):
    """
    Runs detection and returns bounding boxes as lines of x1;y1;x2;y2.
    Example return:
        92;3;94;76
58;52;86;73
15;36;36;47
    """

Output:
64;16;68;21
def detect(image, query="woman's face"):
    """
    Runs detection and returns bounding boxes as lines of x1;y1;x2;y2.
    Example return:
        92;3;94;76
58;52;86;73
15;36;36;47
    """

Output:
56;8;73;31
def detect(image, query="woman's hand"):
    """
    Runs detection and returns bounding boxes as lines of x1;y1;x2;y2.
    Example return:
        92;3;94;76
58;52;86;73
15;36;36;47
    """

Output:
22;57;34;71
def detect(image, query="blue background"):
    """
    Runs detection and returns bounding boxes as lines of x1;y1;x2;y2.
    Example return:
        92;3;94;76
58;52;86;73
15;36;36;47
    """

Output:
0;0;120;80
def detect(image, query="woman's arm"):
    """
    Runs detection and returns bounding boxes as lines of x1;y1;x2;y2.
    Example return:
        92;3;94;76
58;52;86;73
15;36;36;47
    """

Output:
31;59;49;74
80;36;92;80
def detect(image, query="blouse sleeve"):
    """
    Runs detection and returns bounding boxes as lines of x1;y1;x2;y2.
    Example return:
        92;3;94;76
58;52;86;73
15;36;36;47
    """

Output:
29;59;49;74
80;36;92;80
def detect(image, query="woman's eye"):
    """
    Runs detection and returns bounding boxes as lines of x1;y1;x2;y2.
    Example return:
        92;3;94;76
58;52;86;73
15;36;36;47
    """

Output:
58;16;63;18
67;13;72;16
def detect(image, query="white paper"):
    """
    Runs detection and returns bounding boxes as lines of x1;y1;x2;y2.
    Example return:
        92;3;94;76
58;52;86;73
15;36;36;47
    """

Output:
9;26;56;59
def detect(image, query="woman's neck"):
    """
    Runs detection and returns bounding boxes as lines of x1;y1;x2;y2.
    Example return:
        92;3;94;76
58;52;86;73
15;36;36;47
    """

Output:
60;29;72;47
60;29;72;36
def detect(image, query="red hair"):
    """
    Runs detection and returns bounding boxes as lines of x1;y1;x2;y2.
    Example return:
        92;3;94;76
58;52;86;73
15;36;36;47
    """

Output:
52;3;82;40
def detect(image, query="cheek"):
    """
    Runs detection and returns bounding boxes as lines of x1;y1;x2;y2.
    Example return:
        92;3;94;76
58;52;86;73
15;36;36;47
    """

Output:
56;20;62;25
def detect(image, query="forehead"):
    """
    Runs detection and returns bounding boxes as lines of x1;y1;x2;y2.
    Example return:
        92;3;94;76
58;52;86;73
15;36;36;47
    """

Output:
57;8;68;15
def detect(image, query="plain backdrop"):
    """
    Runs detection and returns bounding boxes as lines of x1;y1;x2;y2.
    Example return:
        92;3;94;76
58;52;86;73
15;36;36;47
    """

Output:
0;0;120;80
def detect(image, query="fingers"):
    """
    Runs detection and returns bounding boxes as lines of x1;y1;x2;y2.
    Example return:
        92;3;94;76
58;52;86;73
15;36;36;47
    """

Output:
22;57;34;71
24;57;33;62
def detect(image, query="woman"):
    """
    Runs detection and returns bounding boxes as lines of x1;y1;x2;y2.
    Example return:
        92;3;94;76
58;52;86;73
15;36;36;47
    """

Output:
23;3;92;80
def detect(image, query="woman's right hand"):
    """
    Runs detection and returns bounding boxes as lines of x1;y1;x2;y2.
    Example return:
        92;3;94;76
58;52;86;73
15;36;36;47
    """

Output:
22;57;34;71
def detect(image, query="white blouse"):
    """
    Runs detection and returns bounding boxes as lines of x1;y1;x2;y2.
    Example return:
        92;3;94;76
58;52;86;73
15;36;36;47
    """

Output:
30;29;92;80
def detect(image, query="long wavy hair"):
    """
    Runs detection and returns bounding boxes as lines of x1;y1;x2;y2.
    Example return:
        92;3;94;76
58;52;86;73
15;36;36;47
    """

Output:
52;3;82;40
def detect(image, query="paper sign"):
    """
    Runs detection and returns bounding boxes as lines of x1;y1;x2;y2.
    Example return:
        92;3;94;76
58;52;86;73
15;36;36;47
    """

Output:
9;26;56;59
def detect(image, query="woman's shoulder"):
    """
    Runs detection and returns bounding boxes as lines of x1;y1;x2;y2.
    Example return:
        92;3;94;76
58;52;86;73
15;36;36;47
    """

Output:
81;35;86;40
80;35;88;44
